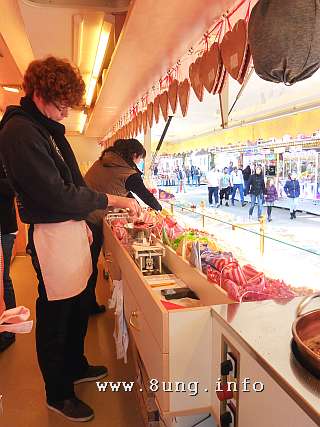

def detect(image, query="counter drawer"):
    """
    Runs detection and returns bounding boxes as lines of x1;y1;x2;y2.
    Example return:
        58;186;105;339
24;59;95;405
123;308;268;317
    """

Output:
103;221;168;352
123;280;169;411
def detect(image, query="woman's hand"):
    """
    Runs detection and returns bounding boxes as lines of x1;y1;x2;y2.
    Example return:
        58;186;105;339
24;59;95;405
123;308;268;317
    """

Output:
106;194;141;217
123;198;142;216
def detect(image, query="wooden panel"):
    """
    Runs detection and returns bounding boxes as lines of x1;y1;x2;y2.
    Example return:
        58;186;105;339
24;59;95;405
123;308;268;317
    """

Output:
163;245;232;306
103;221;169;353
168;308;213;413
123;280;169;412
104;252;121;281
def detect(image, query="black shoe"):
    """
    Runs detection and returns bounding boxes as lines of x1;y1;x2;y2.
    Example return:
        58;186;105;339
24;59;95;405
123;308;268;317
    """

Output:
293;210;296;218
268;217;272;222
90;304;106;315
225;202;229;207
74;365;108;385
290;213;294;220
242;202;247;207
0;335;15;352
47;397;94;422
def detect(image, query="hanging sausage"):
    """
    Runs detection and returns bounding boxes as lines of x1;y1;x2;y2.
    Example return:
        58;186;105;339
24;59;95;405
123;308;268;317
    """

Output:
178;79;191;117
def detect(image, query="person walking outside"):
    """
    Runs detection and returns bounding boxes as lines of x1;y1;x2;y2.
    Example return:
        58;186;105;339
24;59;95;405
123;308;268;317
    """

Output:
284;172;300;219
265;178;278;222
242;165;251;196
206;167;220;207
196;167;201;186
246;165;265;220
185;167;191;186
220;167;231;206
191;165;195;185
230;166;245;206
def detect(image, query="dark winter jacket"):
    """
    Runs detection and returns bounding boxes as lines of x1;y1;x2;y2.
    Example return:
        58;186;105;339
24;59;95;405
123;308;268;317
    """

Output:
85;151;162;224
0;162;18;234
0;100;107;224
284;179;300;198
242;166;251;182
246;174;265;196
265;184;278;203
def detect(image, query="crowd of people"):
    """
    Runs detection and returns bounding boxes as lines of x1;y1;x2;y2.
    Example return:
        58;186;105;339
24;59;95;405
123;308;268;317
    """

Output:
153;164;203;191
206;162;301;222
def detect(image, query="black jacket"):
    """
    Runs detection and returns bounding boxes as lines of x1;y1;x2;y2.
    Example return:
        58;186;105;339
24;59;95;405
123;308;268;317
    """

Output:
0;162;18;234
242;166;251;182
0;106;107;224
125;173;162;211
246;174;265;196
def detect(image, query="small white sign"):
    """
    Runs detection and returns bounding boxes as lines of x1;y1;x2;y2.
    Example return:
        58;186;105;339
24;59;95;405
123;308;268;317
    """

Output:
274;147;286;154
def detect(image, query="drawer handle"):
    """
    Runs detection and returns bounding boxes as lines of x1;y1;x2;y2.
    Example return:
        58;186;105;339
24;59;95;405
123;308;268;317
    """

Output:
129;311;140;331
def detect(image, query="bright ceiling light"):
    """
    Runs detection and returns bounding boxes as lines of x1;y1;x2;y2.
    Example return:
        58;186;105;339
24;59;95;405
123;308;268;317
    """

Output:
78;111;87;134
2;86;20;93
86;78;97;107
73;14;84;67
92;31;109;77
85;22;111;106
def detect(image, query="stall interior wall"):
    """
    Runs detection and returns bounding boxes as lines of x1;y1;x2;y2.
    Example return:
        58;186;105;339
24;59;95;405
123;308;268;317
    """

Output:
68;135;102;175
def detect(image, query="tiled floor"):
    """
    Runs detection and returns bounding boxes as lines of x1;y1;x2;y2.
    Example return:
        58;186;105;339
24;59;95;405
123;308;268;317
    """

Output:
0;256;143;427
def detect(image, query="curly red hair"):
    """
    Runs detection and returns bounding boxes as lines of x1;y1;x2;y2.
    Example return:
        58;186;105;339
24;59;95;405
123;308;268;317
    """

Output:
23;56;85;107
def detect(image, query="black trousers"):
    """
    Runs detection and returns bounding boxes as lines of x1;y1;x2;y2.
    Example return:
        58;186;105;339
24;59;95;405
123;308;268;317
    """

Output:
220;187;230;202
208;187;219;205
86;221;104;310
28;226;90;403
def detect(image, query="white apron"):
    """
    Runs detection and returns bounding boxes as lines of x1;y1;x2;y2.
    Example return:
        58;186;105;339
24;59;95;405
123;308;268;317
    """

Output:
33;220;92;301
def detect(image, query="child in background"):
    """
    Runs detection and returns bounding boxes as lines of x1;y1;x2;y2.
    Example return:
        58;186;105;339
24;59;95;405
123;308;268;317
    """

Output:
265;178;278;222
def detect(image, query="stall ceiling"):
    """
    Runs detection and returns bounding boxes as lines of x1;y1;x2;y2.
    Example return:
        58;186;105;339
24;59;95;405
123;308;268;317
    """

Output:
2;0;320;144
86;0;238;137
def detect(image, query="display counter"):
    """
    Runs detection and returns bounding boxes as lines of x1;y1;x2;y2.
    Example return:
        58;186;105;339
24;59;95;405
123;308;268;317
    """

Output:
103;219;232;417
103;213;319;427
211;298;320;426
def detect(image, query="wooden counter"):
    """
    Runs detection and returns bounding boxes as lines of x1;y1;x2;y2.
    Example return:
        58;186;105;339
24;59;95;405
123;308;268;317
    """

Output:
103;220;231;417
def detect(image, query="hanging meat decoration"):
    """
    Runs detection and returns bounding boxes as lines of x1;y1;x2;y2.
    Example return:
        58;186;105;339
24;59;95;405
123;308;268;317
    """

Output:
132;116;138;137
168;79;179;113
147;102;154;128
178;78;191;117
220;19;251;84
128;120;133;138
153;95;160;123
137;111;143;134
189;57;204;101
159;91;169;122
142;110;148;134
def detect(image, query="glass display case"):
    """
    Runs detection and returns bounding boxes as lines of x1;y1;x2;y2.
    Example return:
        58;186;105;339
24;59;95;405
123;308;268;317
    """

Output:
161;200;320;294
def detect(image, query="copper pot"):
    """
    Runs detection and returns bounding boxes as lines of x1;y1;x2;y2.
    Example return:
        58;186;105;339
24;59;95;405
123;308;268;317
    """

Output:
292;292;320;372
